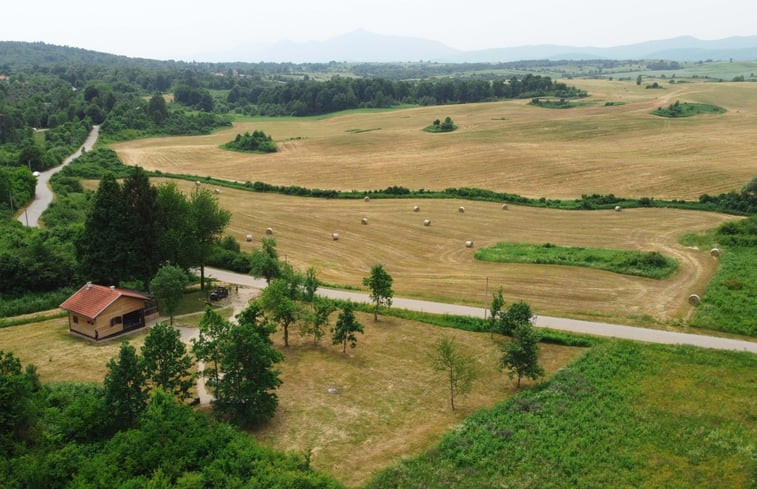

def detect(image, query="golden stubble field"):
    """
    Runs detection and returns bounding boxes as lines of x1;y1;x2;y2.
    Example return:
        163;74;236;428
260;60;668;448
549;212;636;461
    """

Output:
159;179;735;325
113;79;757;200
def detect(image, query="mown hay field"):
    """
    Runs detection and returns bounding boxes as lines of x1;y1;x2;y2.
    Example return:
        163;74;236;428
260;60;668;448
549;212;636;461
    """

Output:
113;79;757;200
158;179;736;326
253;310;588;488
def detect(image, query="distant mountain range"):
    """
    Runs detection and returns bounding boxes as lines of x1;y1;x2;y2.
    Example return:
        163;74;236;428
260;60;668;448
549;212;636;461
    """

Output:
210;30;757;63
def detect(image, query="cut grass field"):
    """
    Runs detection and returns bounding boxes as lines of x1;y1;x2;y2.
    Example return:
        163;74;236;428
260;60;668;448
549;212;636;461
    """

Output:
112;79;757;201
252;310;588;487
151;179;736;327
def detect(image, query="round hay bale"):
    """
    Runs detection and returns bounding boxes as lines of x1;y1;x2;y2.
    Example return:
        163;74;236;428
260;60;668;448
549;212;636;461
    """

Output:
265;227;273;235
364;196;370;202
688;294;701;306
413;205;420;212
501;203;508;210
332;233;339;241
710;248;720;257
614;205;622;212
465;240;474;248
458;206;465;213
361;217;368;225
423;219;431;226
195;181;202;186
214;188;221;194
245;234;253;242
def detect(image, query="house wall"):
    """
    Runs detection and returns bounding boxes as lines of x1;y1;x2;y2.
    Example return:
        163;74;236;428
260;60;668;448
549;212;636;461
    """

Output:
68;296;148;340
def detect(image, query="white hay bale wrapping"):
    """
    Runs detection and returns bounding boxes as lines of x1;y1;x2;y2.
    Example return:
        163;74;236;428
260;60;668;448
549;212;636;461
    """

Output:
413;205;420;212
710;248;720;257
458;206;465;213
465;240;474;248
214;188;221;194
265;227;273;235
245;234;253;242
195;181;201;186
501;203;508;210
361;218;368;225
688;294;701;306
423;219;431;226
332;233;339;240
364;196;370;202
614;205;622;212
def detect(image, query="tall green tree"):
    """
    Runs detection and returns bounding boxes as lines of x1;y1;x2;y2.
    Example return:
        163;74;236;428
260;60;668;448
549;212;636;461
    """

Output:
498;322;545;388
154;182;197;270
331;304;364;353
150;264;189;325
258;277;299;347
189;188;230;290
363;263;394;321
250;236;281;284
0;351;41;455
489;287;505;339
75;172;127;285
301;296;335;345
303;266;320;302
103;341;148;430
191;308;232;391
430;337;477;411
192;305;283;426
141;322;194;402
147;93;168;124
122;166;158;287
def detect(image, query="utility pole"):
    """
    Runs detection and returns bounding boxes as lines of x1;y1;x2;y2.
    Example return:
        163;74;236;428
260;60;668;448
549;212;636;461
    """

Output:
483;276;489;319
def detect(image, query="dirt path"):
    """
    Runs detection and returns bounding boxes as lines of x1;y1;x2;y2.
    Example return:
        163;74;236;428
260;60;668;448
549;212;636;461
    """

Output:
205;267;757;354
17;125;100;227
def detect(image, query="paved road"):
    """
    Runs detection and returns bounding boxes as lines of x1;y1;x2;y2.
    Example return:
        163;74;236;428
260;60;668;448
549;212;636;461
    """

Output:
17;125;100;227
204;267;756;354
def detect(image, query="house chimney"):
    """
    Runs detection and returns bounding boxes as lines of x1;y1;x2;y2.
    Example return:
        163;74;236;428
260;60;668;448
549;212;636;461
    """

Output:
110;285;115;290
86;281;92;289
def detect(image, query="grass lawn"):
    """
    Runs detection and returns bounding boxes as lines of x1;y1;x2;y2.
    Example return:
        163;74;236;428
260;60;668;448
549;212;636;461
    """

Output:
251;310;588;487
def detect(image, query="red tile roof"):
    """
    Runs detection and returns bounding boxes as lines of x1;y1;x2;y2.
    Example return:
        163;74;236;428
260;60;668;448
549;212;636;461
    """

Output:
60;283;149;319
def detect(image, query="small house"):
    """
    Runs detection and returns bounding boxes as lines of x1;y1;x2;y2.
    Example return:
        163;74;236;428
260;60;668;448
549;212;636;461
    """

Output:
60;283;158;340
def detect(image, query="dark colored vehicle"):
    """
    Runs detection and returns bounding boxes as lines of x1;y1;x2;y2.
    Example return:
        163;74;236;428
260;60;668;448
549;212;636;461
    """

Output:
209;286;229;301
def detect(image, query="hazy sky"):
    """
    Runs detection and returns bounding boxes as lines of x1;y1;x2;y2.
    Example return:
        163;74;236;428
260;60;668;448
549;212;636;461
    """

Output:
6;0;757;60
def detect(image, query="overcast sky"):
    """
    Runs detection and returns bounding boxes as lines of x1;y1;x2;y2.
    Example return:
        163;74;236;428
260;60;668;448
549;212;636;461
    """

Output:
5;0;757;61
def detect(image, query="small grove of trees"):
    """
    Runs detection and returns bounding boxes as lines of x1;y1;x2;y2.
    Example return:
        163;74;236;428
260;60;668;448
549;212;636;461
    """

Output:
104;324;195;431
363;264;394;321
223;130;277;153
75;168;230;290
426;116;456;132
430;337;478;411
488;287;533;336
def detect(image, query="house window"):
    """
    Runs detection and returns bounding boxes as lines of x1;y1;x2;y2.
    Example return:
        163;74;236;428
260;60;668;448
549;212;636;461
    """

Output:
111;316;122;326
73;316;79;324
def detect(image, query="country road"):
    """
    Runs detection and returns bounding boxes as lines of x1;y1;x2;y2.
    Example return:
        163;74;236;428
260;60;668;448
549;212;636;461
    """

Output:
17;125;100;227
204;267;757;354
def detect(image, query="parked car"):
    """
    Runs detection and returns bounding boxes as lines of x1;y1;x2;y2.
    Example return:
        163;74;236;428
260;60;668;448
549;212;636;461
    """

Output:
209;286;228;301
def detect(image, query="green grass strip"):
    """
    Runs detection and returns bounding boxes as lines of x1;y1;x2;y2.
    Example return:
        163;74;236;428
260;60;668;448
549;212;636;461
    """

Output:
475;242;678;279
